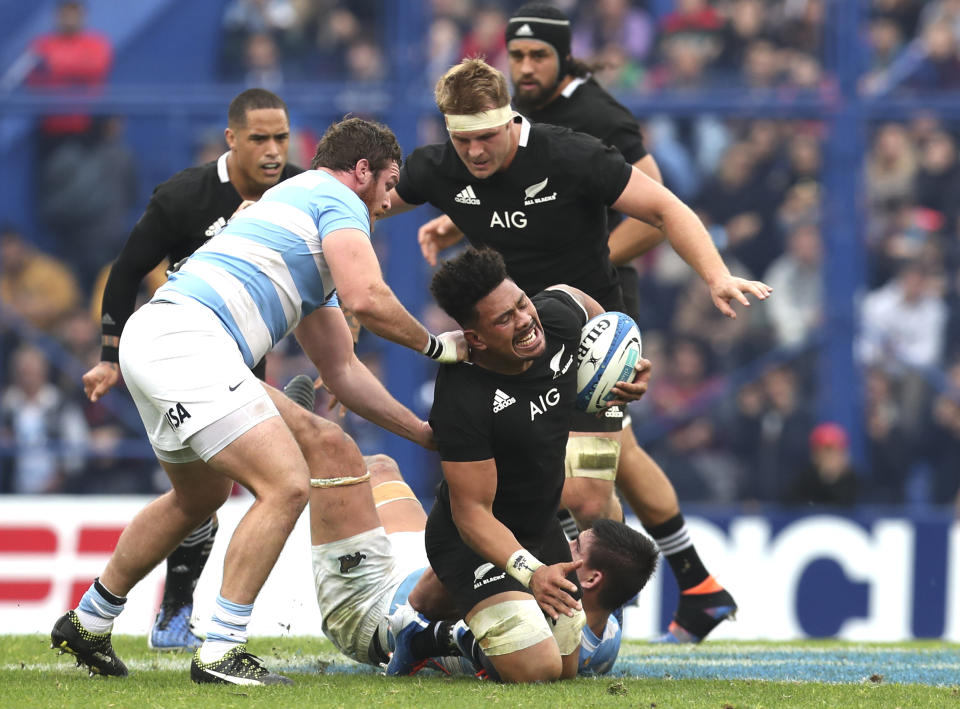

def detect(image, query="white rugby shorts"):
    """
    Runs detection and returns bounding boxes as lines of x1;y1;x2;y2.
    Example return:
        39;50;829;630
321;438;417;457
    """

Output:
119;299;277;462
312;527;427;664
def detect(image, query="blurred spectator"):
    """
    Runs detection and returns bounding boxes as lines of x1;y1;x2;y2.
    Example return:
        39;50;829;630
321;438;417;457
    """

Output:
0;226;80;331
0;344;89;494
221;0;303;79
863;13;906;92
344;35;387;83
858;259;948;372
863;366;912;503
648;30;715;91
243;32;288;88
741;37;783;89
903;19;960;91
37;116;138;291
866;123;918;214
459;5;508;72
914;129;960;228
309;4;363;78
783;422;860;506
672;255;764;367
426;16;463;83
762;222;823;348
642;335;739;502
23;0;113;155
922;357;960;505
572;0;655;69
714;0;767;76
743;364;815;502
696;141;783;277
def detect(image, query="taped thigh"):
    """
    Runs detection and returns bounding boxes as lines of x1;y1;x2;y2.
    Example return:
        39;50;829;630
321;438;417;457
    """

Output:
468;599;551;656
565;435;621;480
550;608;586;656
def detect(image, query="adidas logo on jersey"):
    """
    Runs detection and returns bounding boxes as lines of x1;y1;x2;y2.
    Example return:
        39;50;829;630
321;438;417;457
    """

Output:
205;216;227;237
455;185;481;205
492;388;516;413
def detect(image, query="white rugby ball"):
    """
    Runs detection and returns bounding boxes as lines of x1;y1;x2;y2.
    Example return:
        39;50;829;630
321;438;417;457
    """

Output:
576;312;642;414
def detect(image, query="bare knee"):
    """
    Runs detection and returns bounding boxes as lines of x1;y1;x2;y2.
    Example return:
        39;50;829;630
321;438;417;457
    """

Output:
562;483;615;528
293;414;362;475
495;654;562;684
365;454;401;486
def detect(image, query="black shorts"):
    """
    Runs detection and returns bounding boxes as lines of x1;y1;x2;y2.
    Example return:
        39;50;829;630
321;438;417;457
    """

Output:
570;406;624;434
424;502;580;614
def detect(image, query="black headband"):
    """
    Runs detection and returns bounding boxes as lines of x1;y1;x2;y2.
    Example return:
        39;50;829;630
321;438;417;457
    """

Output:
506;14;572;75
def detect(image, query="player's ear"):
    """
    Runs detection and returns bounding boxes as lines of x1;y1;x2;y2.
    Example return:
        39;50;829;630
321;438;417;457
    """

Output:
580;569;601;590
354;158;372;184
464;329;485;350
224;127;236;150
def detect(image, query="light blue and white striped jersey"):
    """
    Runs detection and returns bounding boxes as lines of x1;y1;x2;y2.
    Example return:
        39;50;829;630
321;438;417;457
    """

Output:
579;614;622;676
153;170;370;367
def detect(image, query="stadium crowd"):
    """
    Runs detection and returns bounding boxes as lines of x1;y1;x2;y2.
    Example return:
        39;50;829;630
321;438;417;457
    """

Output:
0;0;958;513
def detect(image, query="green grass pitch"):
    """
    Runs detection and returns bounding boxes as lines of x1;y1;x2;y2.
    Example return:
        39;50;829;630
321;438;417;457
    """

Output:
2;634;958;709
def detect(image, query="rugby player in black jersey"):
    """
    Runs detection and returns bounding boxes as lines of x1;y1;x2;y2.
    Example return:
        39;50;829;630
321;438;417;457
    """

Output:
79;89;311;652
420;4;742;644
393;247;648;683
383;56;770;643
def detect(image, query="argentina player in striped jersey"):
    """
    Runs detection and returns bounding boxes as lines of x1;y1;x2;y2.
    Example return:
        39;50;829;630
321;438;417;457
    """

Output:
51;118;467;687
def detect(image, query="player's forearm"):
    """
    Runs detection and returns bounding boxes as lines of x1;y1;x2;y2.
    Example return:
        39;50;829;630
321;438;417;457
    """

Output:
323;355;426;443
659;200;731;286
450;502;524;571
340;280;431;354
607;217;665;266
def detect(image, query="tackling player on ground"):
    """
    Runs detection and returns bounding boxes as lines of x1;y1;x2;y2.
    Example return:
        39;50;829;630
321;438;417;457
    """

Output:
388;247;650;683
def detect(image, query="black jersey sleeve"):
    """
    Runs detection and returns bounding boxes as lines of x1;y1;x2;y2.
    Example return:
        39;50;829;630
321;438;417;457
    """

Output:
395;146;436;207
430;366;495;463
603;120;647;166
99;185;185;361
534;289;589;338
577;138;634;207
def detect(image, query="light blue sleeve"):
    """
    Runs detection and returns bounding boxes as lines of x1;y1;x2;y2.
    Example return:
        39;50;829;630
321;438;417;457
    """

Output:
578;614;622;676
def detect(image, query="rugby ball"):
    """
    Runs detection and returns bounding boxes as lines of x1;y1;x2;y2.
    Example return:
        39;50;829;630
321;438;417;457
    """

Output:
576;312;642;414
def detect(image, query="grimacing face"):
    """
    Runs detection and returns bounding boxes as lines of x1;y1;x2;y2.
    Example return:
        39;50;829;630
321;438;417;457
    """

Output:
225;107;290;195
508;38;561;111
469;280;545;365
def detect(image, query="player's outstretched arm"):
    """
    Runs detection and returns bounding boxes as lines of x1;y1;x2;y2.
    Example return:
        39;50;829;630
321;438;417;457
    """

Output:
443;459;582;620
611;168;772;318
323;227;467;362
294;307;435;449
607;155;667;265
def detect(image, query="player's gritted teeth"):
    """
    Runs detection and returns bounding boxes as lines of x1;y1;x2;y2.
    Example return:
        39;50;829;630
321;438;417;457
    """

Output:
513;321;542;355
261;162;282;177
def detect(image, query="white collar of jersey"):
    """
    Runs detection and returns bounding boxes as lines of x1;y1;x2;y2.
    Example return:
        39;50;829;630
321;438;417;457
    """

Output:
518;115;531;147
217;151;231;183
561;77;587;98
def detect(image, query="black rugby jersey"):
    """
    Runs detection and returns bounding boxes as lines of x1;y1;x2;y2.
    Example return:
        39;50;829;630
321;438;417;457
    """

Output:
397;118;632;312
523;76;646;235
429;289;587;544
99;152;303;361
522;76;647;167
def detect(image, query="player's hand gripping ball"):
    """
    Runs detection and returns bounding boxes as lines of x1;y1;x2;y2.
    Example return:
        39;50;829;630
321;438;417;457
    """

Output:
575;312;642;414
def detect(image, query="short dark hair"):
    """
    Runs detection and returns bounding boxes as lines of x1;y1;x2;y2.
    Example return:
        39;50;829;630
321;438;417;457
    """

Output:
227;88;289;127
587;519;659;612
310;117;402;175
430;247;509;327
